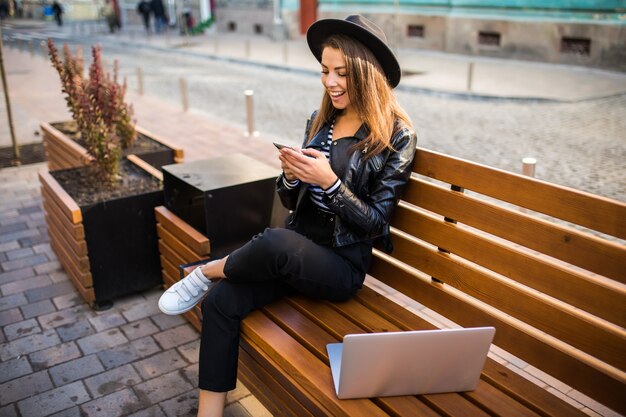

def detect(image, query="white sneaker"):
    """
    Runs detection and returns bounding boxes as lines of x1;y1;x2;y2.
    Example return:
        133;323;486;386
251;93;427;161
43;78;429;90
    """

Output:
158;266;213;315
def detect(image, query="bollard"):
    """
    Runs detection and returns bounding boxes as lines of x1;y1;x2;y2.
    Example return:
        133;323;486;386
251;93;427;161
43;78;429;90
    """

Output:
245;39;251;59
179;78;189;112
40;41;47;59
244;90;259;137
136;67;144;95
214;38;218;54
28;40;35;58
467;62;474;92
522;157;537;177
282;42;288;65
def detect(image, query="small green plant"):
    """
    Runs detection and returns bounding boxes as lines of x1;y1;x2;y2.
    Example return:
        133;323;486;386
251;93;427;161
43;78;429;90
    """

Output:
47;39;137;185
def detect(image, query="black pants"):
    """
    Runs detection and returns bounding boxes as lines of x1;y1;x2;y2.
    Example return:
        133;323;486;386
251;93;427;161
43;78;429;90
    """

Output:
198;227;371;392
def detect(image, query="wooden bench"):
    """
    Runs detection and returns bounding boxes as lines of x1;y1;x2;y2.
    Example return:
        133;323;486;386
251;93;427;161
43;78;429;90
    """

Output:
155;147;625;417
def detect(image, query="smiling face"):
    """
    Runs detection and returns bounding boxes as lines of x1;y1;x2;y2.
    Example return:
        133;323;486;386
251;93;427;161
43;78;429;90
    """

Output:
321;46;353;114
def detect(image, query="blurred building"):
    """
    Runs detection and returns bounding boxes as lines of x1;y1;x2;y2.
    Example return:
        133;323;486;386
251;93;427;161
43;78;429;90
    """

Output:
9;0;625;70
214;0;626;71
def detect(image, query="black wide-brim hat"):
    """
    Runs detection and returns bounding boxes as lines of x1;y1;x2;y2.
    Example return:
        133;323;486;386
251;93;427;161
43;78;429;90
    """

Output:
307;15;401;88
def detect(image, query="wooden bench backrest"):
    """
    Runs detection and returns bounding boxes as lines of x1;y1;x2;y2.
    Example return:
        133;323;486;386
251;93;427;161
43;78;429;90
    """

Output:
369;147;626;415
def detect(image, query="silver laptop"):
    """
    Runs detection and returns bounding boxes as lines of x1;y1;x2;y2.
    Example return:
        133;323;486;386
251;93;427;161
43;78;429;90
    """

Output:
326;327;496;399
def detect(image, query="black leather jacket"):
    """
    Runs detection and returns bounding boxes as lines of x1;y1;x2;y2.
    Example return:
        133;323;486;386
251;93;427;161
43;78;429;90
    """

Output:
277;112;417;249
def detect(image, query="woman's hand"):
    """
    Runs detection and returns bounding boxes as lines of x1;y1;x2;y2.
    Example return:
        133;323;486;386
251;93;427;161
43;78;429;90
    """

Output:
279;147;338;189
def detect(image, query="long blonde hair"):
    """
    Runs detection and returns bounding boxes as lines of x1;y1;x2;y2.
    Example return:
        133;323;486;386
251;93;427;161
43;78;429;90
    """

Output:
307;34;412;159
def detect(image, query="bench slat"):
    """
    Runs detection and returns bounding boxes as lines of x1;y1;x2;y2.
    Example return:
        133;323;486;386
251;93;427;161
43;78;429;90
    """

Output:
155;206;210;256
389;229;626;370
413;148;626;239
240;335;334;416
392;203;626;326
238;348;316;417
156;224;199;263
241;311;390;417
369;252;626;415
403;179;626;283
355;287;588;417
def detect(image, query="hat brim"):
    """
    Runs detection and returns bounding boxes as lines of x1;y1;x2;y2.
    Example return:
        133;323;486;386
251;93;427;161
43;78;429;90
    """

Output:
307;18;401;88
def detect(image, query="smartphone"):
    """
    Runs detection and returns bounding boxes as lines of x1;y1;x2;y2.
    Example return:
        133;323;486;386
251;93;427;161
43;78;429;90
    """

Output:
273;142;293;150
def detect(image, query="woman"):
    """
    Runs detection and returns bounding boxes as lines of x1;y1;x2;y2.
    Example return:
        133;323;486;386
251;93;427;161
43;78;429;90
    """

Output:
158;15;417;416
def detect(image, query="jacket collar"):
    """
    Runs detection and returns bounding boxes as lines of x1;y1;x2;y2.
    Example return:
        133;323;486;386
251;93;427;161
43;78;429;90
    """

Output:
307;118;370;148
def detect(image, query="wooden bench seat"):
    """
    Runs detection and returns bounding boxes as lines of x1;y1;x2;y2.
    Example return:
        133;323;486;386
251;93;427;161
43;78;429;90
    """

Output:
155;147;625;416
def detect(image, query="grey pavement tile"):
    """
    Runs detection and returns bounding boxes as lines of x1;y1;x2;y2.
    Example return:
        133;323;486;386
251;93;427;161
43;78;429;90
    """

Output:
56;319;96;342
0;274;51;296
0;356;32;384
80;388;142;417
25;280;76;303
38;305;94;330
0;228;39;245
181;364;198;387
53;292;85;310
49;270;71;284
0;308;23;327
88;311;127;332
0;293;28;312
3;317;42;341
5;247;33;261
18;232;50;248
0;404;18;417
0;222;28;236
0;252;6;264
0;210;20;220
0;328;61;361
77;328;129;356
154;324;198;350
32;242;53;255
0;369;53;404
33;260;63;275
0;253;49;272
0;266;36;286
17;205;41;215
223;402;254;417
134;370;194;405
159;389;199;417
120;318;160;341
84;364;142;398
17;380;91;417
0;328;5;344
20;298;56;319
150;312;187;331
49;406;81;417
127;405;167;417
121;299;162;322
177;340;200;364
0;241;20;253
97;336;161;370
49;354;105;387
29;341;82;371
133;349;188;380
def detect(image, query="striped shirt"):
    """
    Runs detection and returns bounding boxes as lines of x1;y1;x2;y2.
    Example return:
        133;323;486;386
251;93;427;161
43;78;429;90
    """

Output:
283;121;341;211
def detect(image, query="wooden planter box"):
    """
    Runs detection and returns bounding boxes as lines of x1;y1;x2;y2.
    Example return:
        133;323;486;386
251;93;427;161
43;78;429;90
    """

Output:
155;206;211;330
41;121;184;171
39;164;166;308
